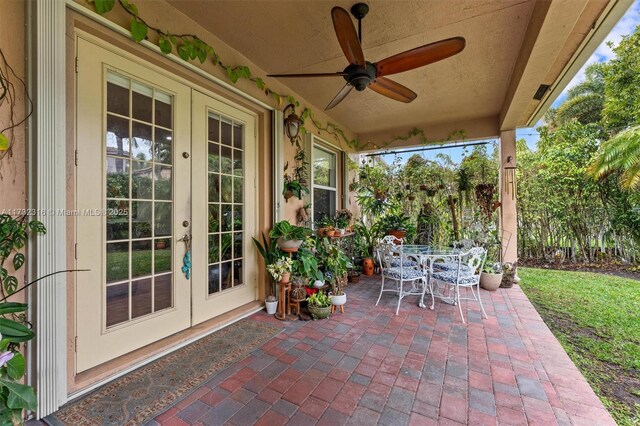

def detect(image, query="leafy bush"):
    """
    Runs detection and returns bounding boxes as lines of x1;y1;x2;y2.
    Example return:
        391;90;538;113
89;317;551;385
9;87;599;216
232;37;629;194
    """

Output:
0;214;45;423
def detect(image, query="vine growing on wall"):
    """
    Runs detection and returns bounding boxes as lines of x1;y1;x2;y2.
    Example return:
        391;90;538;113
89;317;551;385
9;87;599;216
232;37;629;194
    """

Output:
0;48;34;168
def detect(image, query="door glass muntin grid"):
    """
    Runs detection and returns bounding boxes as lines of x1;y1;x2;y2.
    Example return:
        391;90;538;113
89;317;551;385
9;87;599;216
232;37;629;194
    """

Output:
105;71;175;328
207;112;244;295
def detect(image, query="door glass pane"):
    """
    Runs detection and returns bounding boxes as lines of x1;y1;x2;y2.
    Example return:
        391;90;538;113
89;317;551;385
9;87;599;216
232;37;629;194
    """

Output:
104;71;175;328
131;278;152;319
208;111;244;295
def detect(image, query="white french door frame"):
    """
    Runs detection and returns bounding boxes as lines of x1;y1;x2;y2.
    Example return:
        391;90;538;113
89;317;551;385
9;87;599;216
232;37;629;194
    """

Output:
28;2;274;418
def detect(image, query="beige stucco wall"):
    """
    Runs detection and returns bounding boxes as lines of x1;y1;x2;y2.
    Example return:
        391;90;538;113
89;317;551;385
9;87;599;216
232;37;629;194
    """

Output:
0;0;27;211
0;0;27;300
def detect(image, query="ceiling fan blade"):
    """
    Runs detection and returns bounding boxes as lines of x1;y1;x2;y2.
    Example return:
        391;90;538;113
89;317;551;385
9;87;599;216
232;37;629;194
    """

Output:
332;7;365;66
267;72;347;78
375;37;466;77
325;84;353;110
369;77;417;103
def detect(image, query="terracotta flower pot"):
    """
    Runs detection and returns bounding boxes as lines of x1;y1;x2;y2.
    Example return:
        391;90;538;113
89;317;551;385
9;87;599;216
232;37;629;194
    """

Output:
279;272;291;284
362;258;375;276
326;229;336;237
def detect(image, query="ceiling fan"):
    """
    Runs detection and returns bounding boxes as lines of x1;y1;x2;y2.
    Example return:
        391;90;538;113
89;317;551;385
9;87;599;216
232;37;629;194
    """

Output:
267;3;466;110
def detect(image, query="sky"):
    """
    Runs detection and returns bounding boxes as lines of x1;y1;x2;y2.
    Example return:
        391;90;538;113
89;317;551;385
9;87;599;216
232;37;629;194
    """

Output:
378;0;640;166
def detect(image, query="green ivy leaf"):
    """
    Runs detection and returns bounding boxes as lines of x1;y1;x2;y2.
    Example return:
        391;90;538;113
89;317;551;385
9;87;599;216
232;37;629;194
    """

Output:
0;318;34;343
6;353;25;380
177;44;189;61
0;378;37;411
12;253;24;271
255;78;264;90
0;133;8;152
158;36;172;55
93;0;115;14
167;32;177;44
2;276;18;294
239;66;251;79
121;0;138;16
0;303;28;315
130;18;148;43
226;68;239;84
196;47;207;64
211;53;219;66
28;220;46;234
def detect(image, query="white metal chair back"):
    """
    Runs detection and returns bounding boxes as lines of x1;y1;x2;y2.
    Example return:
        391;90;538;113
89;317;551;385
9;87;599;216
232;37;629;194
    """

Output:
460;246;486;276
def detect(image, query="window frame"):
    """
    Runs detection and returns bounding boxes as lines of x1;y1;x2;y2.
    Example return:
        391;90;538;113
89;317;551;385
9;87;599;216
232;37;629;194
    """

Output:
310;138;339;225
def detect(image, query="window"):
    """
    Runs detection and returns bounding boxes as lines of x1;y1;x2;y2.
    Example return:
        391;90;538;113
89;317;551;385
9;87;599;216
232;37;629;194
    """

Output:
312;145;338;222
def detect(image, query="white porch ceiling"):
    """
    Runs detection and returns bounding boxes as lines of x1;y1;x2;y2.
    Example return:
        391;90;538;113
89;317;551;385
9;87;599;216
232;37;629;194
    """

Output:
168;0;619;146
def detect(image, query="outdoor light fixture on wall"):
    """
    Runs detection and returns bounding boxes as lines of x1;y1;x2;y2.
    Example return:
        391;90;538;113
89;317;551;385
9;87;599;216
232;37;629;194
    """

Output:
283;103;302;145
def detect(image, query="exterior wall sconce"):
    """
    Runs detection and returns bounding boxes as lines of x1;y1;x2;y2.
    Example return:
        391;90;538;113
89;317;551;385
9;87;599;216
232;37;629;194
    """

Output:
283;103;302;145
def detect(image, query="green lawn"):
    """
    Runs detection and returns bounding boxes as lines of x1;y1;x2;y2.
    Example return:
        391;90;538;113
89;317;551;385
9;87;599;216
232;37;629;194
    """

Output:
519;267;640;425
107;249;172;282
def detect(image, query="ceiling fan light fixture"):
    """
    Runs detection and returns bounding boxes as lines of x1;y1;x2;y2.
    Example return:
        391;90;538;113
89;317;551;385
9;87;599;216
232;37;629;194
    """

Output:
283;103;302;144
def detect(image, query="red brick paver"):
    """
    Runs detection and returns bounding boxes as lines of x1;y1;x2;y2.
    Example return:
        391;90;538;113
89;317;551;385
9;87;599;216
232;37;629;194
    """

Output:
148;276;615;425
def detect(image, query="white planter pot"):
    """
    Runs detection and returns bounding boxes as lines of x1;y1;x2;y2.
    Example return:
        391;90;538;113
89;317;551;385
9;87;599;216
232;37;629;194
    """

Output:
480;272;503;291
329;292;347;306
313;280;325;288
265;300;278;315
277;237;303;252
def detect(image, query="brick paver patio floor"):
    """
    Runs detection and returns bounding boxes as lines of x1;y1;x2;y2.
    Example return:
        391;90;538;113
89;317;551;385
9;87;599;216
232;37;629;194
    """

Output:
147;275;613;425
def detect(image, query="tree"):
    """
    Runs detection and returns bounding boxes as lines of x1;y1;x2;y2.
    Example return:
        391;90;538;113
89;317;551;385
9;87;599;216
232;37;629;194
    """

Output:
591;125;640;190
602;25;640;133
555;63;605;126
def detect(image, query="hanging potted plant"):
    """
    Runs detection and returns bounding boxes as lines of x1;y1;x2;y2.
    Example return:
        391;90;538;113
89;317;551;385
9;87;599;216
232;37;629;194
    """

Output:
282;174;309;202
377;212;415;244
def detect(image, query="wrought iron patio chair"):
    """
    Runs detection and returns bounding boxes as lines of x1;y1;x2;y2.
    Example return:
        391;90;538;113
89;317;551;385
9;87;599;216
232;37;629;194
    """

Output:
433;239;476;274
430;247;487;324
375;237;431;315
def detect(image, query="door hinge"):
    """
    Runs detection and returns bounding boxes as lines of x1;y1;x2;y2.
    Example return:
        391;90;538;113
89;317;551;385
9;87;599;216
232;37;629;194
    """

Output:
74;243;78;260
75;57;78;74
74;336;78;353
74;149;78;166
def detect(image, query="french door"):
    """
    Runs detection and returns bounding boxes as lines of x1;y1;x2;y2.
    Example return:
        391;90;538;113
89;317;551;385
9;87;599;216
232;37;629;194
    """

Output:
75;38;257;373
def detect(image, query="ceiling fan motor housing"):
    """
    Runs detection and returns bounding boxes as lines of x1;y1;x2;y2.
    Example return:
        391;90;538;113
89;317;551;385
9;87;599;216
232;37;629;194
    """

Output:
344;62;377;91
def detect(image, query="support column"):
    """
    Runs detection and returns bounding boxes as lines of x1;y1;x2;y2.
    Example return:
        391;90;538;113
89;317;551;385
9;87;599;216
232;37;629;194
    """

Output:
499;130;518;263
28;0;67;417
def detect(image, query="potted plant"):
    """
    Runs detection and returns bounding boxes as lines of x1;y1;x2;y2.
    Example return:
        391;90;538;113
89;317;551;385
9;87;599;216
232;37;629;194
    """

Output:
318;239;352;307
480;262;503;291
347;267;361;283
253;233;283;314
291;245;324;285
307;292;332;319
267;256;293;284
269;220;312;252
354;220;379;276
334;209;352;234
315;215;332;236
376;211;416;243
282;174;309;202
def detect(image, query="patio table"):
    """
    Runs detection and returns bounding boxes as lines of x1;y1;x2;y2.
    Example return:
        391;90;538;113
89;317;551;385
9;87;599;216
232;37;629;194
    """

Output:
399;245;461;308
